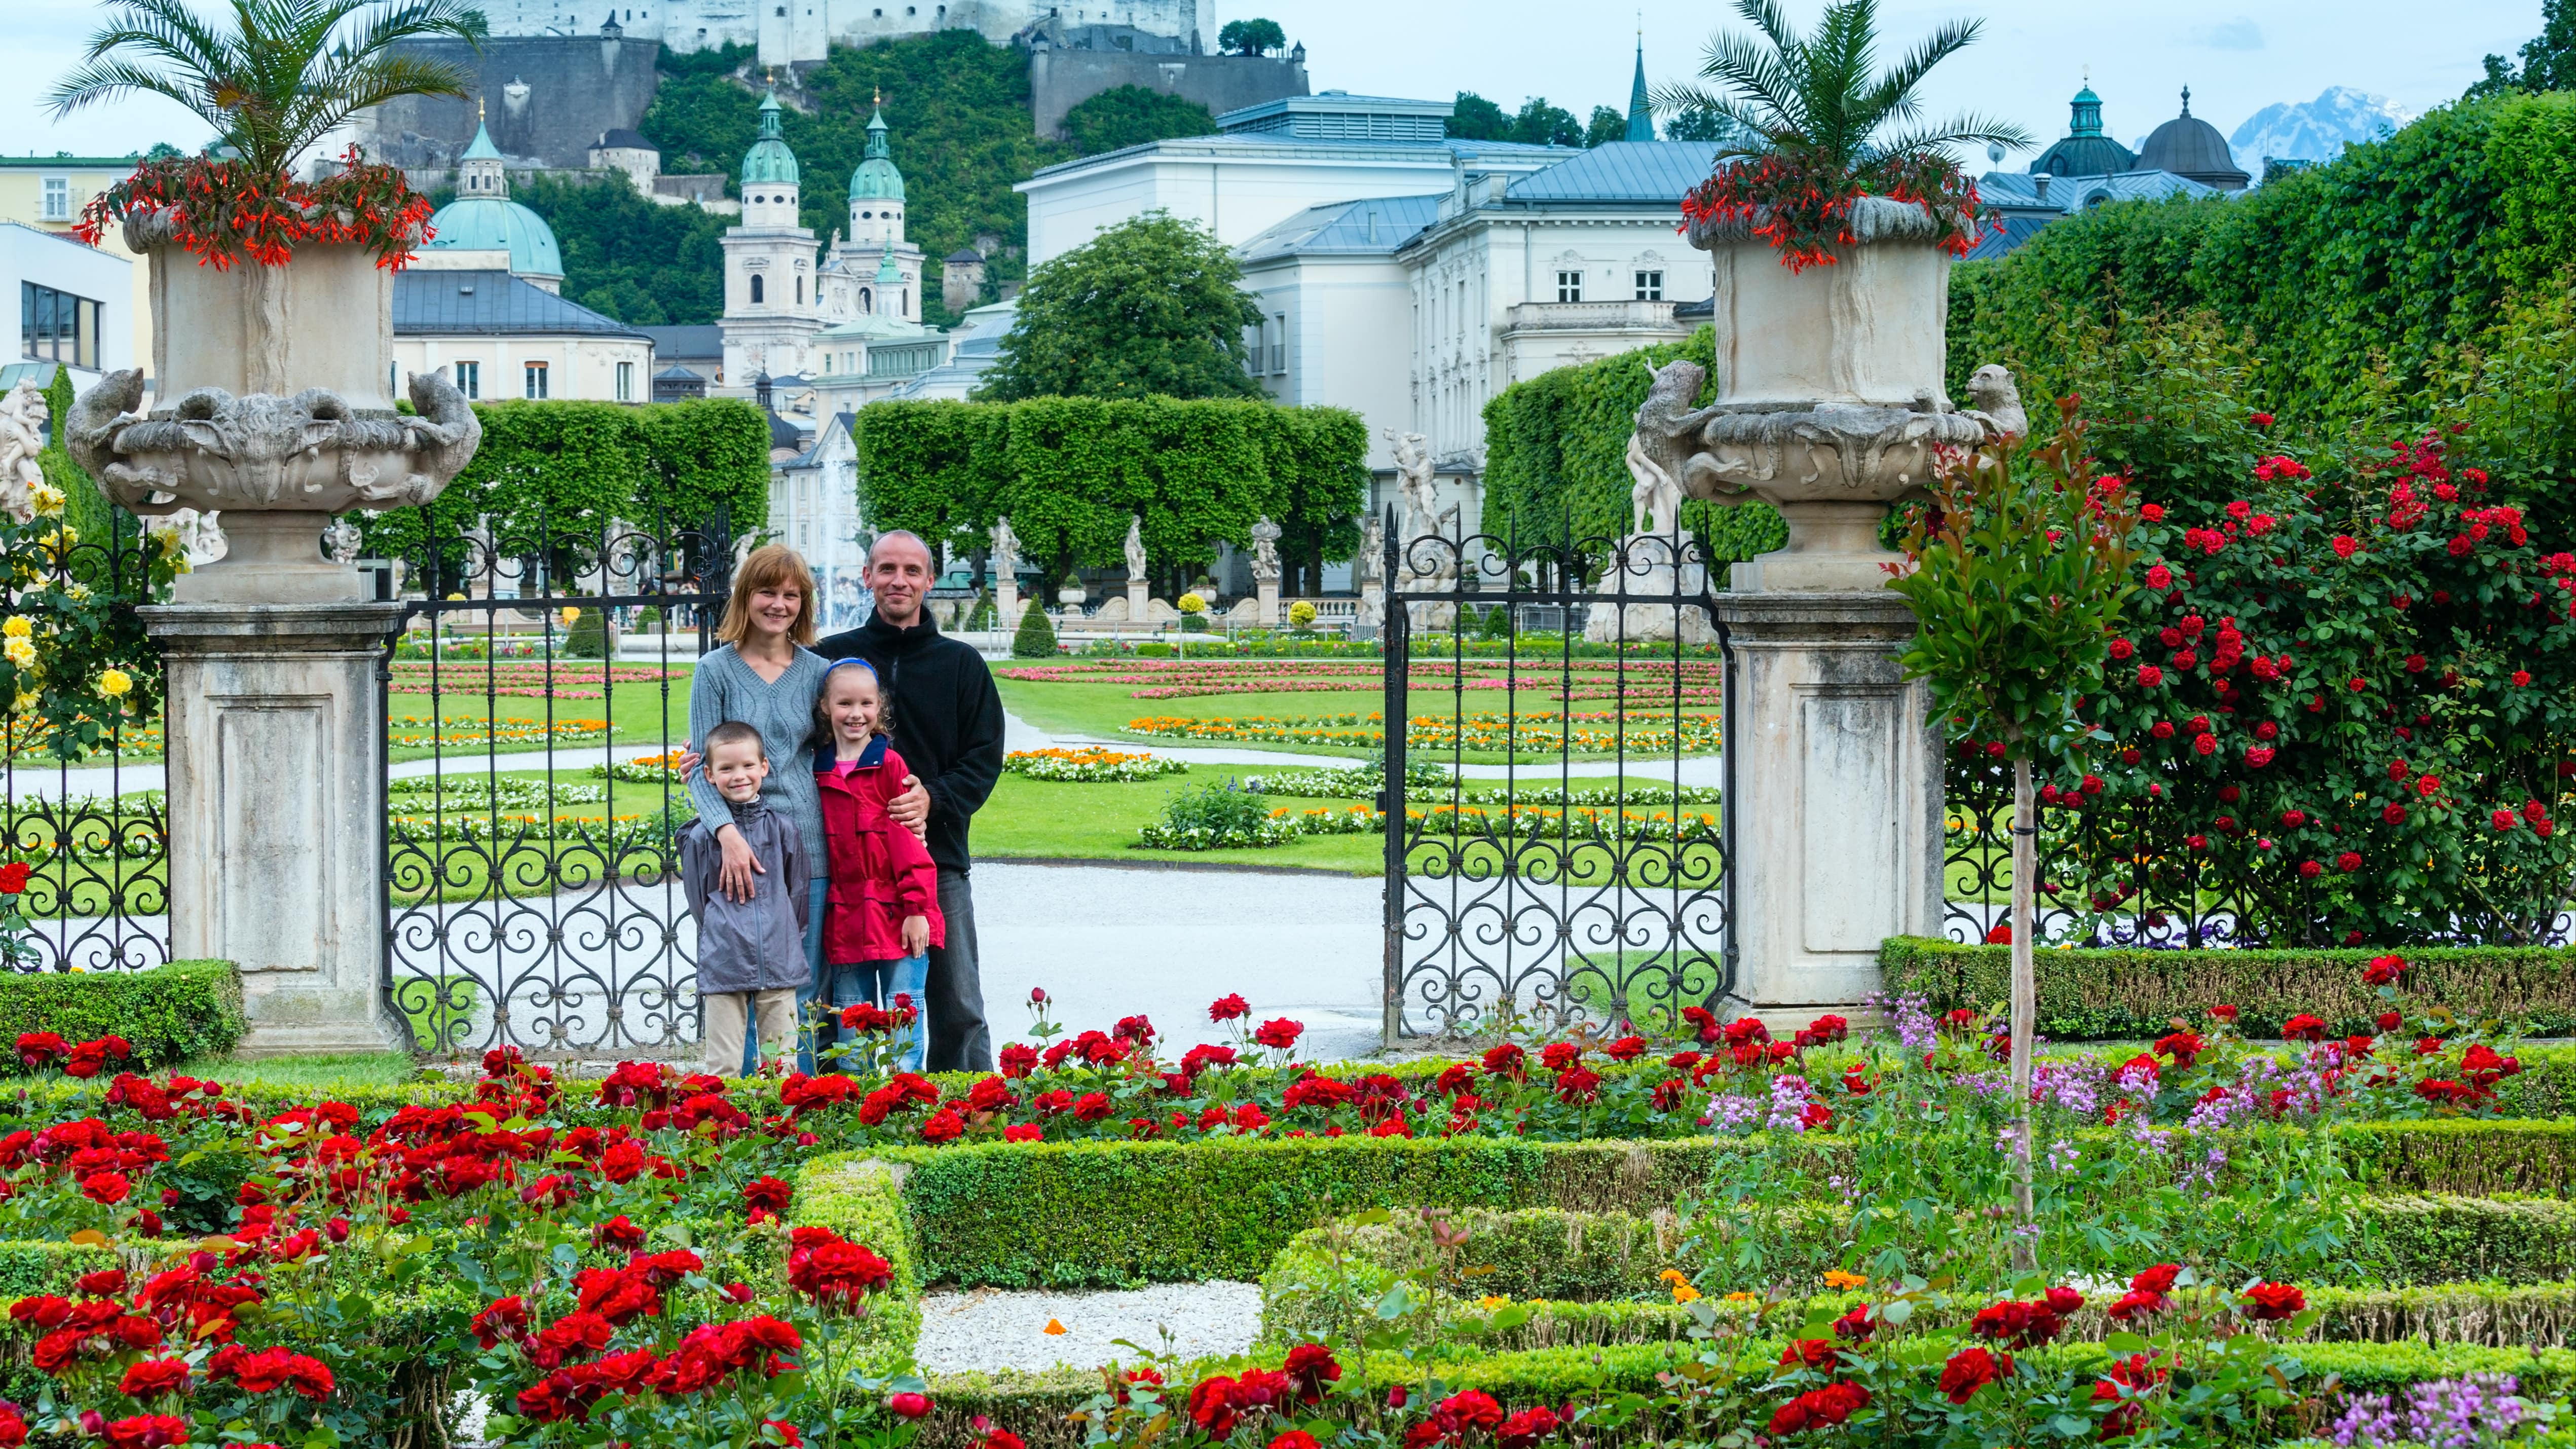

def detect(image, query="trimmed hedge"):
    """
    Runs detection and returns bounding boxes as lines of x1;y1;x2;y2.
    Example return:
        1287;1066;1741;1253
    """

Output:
885;1137;1708;1288
1880;936;2576;1039
797;1153;925;1372
0;960;245;1066
2342;1119;2576;1197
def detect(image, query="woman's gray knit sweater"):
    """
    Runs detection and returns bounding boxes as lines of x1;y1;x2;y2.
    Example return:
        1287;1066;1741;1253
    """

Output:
686;643;829;867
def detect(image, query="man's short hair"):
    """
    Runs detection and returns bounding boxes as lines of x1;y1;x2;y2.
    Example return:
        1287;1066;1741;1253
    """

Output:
869;530;933;570
705;720;766;759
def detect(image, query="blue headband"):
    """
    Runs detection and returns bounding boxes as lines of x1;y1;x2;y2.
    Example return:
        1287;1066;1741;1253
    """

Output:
822;658;878;683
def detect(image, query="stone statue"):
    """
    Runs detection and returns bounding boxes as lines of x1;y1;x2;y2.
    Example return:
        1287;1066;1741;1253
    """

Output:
1356;511;1383;583
1960;363;2029;445
0;380;51;524
1249;515;1282;583
1625;429;1682;538
1124;513;1146;581
990;515;1020;577
323;517;362;564
65;368;482;515
1385;428;1438;540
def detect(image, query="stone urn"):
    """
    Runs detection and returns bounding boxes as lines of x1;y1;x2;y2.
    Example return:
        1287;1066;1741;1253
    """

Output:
1638;196;1986;592
62;213;482;604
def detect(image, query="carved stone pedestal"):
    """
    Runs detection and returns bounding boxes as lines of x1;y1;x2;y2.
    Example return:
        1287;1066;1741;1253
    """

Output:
1127;578;1149;618
1711;590;1942;1024
139;599;410;1057
1256;580;1280;626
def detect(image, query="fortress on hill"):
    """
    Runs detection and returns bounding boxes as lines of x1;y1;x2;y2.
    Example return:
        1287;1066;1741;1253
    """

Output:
468;0;1208;62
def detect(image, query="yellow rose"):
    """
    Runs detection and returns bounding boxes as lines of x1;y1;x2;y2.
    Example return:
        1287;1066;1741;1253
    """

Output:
4;638;35;669
98;669;131;698
3;618;28;639
11;691;36;715
28;484;63;518
561;606;581;627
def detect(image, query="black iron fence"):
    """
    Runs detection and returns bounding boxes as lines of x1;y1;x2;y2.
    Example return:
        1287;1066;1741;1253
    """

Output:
1;515;169;973
375;511;732;1059
1379;511;1730;1039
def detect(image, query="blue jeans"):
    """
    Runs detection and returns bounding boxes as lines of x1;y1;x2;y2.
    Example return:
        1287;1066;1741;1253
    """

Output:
825;955;928;1074
747;876;832;1077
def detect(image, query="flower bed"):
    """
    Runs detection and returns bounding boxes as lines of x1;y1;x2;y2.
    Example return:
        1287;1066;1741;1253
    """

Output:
386;663;685;701
1241;764;1723;808
1000;659;1724;707
593;752;690;784
387;715;620;750
1126;710;1724;755
1002;749;1188;784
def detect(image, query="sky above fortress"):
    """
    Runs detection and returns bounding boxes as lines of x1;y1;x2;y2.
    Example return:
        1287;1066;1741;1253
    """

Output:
6;0;2547;168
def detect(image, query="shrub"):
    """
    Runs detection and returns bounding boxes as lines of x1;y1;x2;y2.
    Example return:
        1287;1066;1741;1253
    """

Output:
563;605;608;658
1136;781;1293;849
0;960;244;1067
1009;599;1057;658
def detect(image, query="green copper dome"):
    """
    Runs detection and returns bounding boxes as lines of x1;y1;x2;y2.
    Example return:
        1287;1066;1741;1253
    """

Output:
741;89;801;187
848;109;904;201
424;196;563;279
2031;83;2134;178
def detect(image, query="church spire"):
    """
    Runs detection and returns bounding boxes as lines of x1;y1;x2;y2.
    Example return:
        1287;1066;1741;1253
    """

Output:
1625;26;1654;141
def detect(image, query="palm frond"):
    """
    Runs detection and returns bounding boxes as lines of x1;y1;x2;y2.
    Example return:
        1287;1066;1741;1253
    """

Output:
1690;31;1810;134
1863;115;2037;165
45;57;232;129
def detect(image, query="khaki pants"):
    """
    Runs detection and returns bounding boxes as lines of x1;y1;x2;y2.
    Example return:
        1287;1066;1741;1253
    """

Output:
704;989;797;1076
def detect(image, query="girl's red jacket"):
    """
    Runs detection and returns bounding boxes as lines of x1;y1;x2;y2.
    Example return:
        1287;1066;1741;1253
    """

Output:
811;735;946;962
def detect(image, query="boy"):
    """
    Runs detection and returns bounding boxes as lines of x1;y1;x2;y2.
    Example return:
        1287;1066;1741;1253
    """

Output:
682;720;811;1075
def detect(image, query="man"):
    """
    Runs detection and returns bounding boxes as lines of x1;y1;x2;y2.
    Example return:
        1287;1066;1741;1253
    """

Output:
816;531;1002;1070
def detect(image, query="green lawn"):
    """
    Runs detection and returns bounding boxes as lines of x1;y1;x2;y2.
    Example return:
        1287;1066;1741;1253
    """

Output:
978;764;1387;872
0;1052;423;1090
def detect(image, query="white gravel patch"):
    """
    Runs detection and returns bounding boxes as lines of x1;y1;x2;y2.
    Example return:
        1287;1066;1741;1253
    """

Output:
914;1282;1265;1374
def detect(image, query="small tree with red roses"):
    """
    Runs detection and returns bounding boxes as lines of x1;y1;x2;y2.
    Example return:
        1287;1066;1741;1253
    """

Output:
1887;404;2143;1252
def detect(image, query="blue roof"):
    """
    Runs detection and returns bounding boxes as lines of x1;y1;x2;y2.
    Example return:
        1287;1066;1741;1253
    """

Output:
1237;194;1444;262
1964;170;2229;261
1503;141;1720;203
392;271;647;338
423;196;564;278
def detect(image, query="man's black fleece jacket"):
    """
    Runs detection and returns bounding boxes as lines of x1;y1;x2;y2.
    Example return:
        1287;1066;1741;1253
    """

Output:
815;611;1004;875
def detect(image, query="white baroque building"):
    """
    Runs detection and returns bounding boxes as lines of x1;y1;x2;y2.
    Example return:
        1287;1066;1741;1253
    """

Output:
718;91;950;404
470;0;1206;64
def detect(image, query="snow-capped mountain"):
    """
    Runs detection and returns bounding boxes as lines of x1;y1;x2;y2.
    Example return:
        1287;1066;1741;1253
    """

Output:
2229;87;2415;166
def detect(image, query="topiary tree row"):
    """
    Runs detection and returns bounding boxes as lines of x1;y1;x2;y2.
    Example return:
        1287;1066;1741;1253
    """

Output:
854;396;1365;598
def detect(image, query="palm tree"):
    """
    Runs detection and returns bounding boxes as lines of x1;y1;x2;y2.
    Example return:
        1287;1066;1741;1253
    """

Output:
48;0;489;182
1652;0;2031;176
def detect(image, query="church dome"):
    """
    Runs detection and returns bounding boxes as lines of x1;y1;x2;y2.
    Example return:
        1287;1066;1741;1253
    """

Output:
2030;84;2135;178
2137;87;2249;191
424;196;564;280
849;108;905;201
741;88;801;187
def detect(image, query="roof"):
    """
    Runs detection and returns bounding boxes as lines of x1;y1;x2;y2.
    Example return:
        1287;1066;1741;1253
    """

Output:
462;121;503;162
1237;194;1443;262
1625;42;1654;142
2137;89;2249;189
2032;134;2135;178
946;248;985;264
850;109;904;201
423;196;564;278
391;270;648;338
762;409;804;449
596;128;656;152
0;218;135;264
638;324;724;360
655;364;703;379
1502;141;1719;203
1024;131;1567;182
1965;169;2230;260
0;156;140;171
1216;93;1453;142
742;89;800;187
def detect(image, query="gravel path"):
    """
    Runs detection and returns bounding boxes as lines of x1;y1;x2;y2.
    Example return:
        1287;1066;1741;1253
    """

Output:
913;1282;1265;1374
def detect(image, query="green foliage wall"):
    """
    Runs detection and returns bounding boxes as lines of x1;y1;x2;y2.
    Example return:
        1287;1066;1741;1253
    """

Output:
0;960;245;1068
854;397;1366;582
1949;92;2576;426
354;399;769;563
1062;85;1218;156
1479;325;1786;565
40;365;116;547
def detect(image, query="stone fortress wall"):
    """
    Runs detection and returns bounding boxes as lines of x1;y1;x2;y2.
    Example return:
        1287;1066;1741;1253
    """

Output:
1028;42;1304;138
356;32;667;172
470;0;1206;63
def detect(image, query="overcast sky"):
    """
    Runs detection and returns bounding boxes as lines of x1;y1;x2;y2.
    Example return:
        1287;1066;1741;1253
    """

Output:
8;0;2546;163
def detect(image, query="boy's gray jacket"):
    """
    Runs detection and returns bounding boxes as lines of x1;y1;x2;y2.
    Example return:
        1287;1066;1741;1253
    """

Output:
680;803;812;992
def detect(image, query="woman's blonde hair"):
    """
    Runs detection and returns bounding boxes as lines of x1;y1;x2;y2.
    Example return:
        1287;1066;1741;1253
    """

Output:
717;545;818;647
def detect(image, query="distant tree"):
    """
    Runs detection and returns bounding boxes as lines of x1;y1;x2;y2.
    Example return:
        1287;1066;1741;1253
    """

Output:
2466;0;2576;98
1510;97;1583;147
511;171;730;324
1217;18;1287;56
1661;105;1747;143
1584;105;1628;147
1447;90;1511;140
1063;84;1218;155
978;212;1263;401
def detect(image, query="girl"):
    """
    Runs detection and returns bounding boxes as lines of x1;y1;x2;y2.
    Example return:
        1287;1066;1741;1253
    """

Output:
809;657;942;1072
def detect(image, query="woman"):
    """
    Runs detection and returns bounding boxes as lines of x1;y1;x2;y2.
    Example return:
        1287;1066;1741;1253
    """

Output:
687;544;832;1072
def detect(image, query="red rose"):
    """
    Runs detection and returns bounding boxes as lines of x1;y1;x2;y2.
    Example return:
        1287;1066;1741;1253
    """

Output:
2282;1015;2326;1042
0;864;27;896
887;1392;933;1419
1252;1018;1303;1051
1208;993;1251;1022
1938;1346;2010;1404
2332;535;2359;558
2338;852;2363;872
119;1358;190;1398
2192;733;2217;756
2137;664;2163;687
2131;1264;2181;1293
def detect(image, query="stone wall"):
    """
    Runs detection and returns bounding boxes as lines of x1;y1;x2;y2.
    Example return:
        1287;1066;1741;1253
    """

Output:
355;34;664;172
464;0;1206;60
1029;48;1307;139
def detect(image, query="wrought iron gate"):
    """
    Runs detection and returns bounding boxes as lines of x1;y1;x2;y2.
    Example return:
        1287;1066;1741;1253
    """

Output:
377;512;732;1059
1379;510;1731;1039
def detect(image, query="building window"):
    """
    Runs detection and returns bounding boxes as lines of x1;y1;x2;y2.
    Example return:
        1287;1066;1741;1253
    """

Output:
1271;313;1286;374
19;283;101;369
40;178;69;222
1555;271;1582;304
750;274;764;304
454;360;481;398
1634;270;1663;301
524;361;550;399
389;361;400;396
796;277;804;305
860;286;872;312
615;360;633;401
